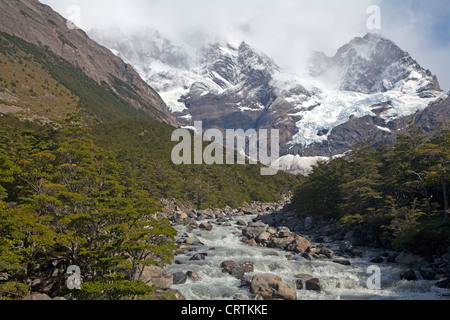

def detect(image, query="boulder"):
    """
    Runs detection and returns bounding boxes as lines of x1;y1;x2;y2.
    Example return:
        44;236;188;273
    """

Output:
344;228;367;246
221;261;239;273
186;223;198;231
307;245;317;255
386;253;397;263
260;215;275;225
436;278;450;289
316;247;334;259
175;211;188;221
236;220;247;226
293;252;313;261
277;226;291;235
184;237;203;246
167;289;186;300
221;261;248;279
186;271;199;282
294;274;314;290
400;269;418;281
190;253;207;261
256;231;271;244
305;278;322;292
243;222;269;239
172;272;187;285
187;210;198;219
240;261;254;273
304;217;314;230
250;274;297;300
419;268;436;281
395;252;425;266
332;259;351;266
234;293;250;300
269;236;295;249
370;256;384;264
230;266;245;279
286;236;312;253
147;275;173;290
278;231;293;238
136;265;173;290
23;293;53;301
199;222;213;231
239;276;252;288
243;208;258;215
339;241;354;253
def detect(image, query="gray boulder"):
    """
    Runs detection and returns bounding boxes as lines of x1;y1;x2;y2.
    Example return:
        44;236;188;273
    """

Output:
135;265;173;290
172;272;187;285
190;253;207;261
243;222;269;239
304;217;314;230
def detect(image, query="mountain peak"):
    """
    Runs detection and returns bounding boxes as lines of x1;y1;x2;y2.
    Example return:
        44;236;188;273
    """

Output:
309;33;441;94
363;32;387;41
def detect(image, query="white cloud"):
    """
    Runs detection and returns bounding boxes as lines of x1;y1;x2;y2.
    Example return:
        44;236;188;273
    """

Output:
40;0;449;90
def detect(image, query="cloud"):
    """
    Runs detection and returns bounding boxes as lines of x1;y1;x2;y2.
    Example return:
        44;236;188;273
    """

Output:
40;0;450;90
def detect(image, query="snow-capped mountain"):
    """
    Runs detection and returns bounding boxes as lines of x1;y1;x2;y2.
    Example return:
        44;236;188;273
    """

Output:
89;29;446;174
308;33;441;94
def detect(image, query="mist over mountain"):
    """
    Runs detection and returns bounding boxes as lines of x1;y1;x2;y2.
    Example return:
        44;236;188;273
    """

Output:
90;28;448;174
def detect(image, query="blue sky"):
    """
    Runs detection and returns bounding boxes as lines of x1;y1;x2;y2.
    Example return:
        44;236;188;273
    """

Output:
379;0;450;90
41;0;450;90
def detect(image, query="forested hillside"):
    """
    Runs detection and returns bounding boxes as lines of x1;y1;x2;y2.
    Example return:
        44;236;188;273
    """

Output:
93;118;297;209
0;113;297;300
292;126;450;258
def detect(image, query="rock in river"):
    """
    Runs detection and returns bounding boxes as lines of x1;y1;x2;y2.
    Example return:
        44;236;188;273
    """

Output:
250;273;297;300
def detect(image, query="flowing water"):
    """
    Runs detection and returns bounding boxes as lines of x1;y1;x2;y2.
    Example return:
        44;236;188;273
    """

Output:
167;215;449;300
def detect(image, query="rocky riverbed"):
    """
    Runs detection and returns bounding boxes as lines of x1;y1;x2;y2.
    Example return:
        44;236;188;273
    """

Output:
163;200;450;300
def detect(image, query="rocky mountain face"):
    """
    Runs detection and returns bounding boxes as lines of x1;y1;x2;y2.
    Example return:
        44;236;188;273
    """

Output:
90;29;447;174
90;29;282;131
308;33;441;94
0;0;177;126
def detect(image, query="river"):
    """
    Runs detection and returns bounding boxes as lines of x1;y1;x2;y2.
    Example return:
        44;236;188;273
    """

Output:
167;214;449;300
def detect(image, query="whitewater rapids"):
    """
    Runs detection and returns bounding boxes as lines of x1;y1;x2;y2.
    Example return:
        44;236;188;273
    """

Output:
168;215;449;300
